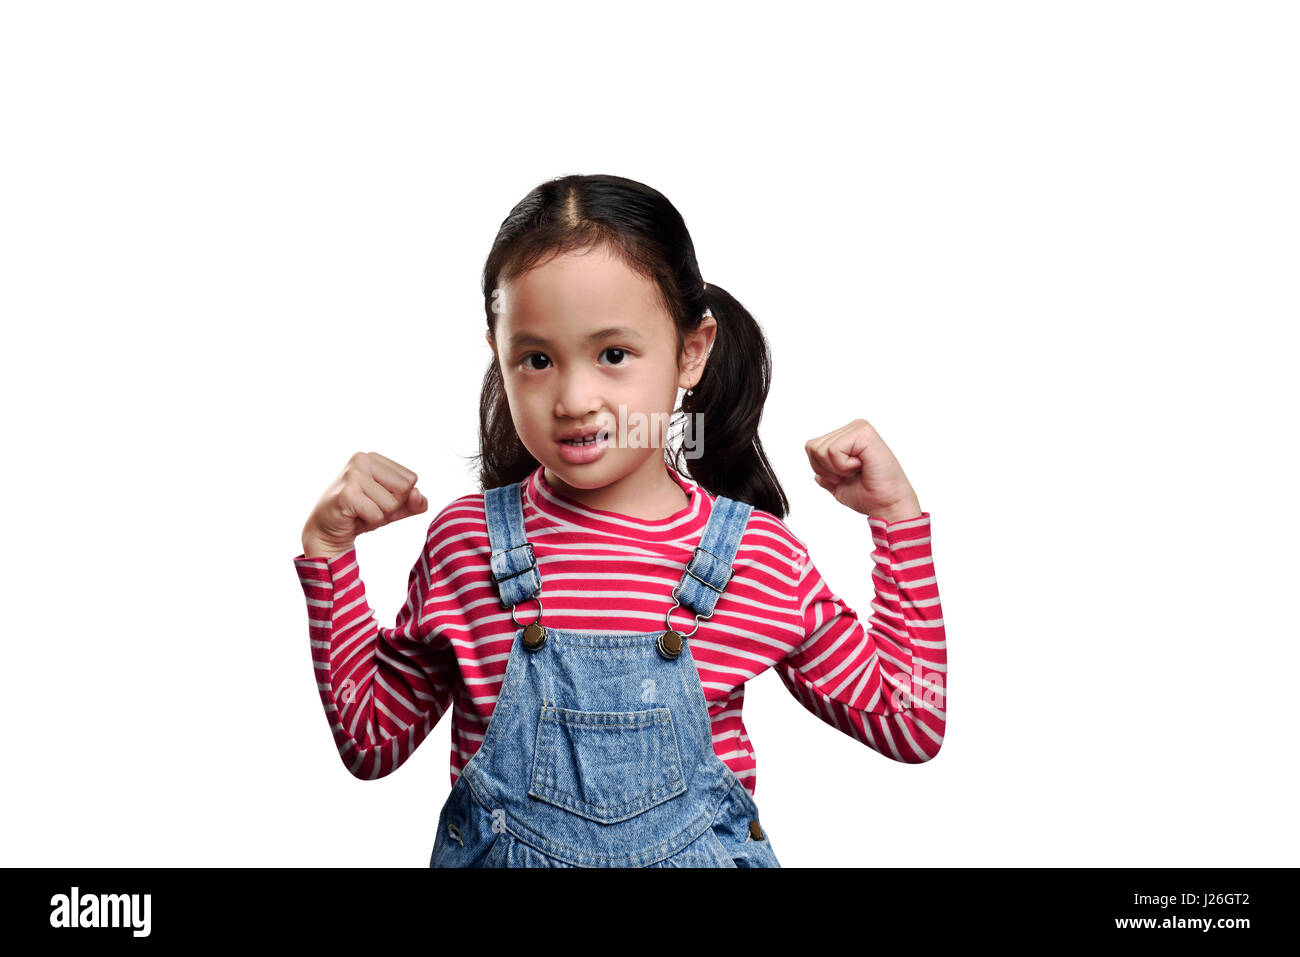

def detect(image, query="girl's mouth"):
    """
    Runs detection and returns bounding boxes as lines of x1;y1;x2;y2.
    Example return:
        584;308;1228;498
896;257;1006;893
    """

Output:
556;430;611;464
560;431;609;446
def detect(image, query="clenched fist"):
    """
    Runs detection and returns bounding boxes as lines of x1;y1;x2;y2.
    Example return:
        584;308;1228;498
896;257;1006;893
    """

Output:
301;451;428;559
805;419;922;523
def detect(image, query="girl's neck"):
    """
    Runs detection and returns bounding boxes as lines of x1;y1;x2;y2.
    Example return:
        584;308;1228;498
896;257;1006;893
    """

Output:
542;460;690;522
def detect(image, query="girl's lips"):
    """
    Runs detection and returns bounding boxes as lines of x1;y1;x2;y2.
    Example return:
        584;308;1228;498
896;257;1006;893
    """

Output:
556;431;610;464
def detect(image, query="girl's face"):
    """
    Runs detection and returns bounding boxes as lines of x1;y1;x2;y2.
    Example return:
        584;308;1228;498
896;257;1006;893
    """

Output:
488;244;715;508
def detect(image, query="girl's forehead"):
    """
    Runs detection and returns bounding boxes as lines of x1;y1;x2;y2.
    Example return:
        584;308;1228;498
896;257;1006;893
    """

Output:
503;247;653;305
497;254;671;344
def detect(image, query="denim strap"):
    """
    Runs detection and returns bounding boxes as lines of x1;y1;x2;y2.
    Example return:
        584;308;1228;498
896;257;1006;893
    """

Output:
672;495;753;618
484;482;542;609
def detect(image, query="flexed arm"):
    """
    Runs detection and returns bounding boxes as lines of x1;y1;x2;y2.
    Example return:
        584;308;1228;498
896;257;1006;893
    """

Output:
778;512;946;762
778;419;947;761
295;452;456;779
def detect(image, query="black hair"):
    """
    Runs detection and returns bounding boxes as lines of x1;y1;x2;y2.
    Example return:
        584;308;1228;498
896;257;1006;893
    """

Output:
465;173;789;519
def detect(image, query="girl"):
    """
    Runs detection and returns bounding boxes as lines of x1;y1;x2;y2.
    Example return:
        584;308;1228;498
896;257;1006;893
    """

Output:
294;174;946;867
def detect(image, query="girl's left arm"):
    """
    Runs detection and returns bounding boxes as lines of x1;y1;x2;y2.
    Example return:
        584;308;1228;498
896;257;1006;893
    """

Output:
777;512;946;762
777;418;947;762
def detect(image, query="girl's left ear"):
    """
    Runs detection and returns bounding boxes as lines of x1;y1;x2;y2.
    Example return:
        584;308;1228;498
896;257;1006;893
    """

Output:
678;317;717;389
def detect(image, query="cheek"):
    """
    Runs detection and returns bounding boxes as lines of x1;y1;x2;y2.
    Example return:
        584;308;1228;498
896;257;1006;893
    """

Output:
505;381;548;426
498;376;525;421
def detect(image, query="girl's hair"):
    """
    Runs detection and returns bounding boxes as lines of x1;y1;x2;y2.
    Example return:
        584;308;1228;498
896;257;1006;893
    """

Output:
467;173;789;519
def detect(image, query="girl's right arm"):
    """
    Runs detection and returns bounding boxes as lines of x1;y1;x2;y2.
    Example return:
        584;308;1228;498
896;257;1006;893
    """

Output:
295;452;456;779
294;539;457;780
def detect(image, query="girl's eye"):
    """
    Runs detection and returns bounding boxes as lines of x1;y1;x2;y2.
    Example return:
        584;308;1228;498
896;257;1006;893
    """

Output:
519;348;629;370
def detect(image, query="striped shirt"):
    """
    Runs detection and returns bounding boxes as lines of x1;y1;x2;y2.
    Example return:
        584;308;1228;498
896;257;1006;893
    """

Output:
294;463;946;798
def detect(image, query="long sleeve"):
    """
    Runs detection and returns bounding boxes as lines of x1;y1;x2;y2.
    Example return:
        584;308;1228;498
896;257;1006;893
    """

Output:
776;512;946;763
294;533;457;780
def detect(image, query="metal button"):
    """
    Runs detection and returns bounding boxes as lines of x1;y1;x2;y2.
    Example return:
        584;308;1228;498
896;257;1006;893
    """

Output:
522;622;547;649
748;819;764;841
657;630;683;659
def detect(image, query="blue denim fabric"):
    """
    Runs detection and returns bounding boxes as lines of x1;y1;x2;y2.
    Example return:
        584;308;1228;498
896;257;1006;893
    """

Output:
429;479;781;868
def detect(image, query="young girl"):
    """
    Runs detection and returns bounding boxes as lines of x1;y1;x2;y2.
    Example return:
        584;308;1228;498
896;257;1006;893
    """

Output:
294;174;946;867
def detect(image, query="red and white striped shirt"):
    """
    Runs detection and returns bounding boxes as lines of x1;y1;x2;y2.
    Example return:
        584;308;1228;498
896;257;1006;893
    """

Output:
294;463;946;798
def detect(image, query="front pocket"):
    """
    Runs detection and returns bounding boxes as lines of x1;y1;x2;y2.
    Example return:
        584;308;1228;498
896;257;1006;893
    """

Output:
528;706;687;824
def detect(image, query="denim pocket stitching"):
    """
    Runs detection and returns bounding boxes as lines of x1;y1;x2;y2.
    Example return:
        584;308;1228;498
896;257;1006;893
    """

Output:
528;705;687;824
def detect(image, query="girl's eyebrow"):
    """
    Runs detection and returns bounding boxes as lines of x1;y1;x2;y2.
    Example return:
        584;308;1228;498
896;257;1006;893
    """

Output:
508;326;645;350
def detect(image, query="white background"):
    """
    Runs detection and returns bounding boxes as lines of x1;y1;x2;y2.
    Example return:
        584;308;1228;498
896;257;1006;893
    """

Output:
2;1;1295;867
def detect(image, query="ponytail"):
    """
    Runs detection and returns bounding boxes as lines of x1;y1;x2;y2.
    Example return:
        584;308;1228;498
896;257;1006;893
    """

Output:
670;282;789;518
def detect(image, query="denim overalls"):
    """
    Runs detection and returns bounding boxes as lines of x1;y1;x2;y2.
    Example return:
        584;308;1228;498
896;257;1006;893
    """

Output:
429;478;781;868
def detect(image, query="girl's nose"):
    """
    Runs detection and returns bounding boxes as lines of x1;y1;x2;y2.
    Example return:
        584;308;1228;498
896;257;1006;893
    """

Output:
554;375;603;420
